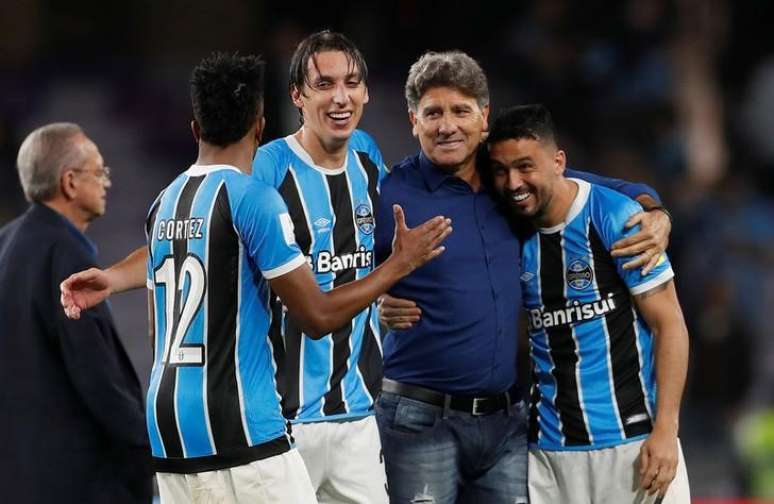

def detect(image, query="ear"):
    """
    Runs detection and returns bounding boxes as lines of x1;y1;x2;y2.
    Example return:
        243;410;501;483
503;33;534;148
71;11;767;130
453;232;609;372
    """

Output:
481;105;490;141
555;149;566;175
290;85;304;108
191;120;201;143
60;169;78;201
409;109;419;139
363;85;370;105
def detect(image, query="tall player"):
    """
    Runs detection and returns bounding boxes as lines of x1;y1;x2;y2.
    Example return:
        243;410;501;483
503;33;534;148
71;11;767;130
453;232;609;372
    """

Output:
61;52;451;503
488;105;690;503
251;30;389;503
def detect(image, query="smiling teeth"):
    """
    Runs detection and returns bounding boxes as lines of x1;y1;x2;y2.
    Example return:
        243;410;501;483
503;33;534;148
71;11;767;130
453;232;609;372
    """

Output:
511;193;529;202
329;112;351;119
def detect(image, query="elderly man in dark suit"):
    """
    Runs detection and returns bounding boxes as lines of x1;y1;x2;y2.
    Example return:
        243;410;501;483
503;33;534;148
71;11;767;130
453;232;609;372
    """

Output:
0;123;152;503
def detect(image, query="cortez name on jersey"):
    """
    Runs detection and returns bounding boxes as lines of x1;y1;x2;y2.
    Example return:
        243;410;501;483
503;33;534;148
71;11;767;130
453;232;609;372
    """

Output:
520;178;674;451
145;165;305;473
252;129;387;423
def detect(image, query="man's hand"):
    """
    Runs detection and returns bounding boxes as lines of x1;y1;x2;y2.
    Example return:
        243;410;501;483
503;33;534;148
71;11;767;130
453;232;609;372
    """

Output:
611;209;671;274
639;424;679;497
389;204;451;275
60;268;114;320
378;294;422;330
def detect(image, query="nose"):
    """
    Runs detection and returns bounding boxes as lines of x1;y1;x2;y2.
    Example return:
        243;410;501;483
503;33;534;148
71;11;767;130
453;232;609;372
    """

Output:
507;169;523;190
104;177;112;189
332;82;348;106
438;114;457;135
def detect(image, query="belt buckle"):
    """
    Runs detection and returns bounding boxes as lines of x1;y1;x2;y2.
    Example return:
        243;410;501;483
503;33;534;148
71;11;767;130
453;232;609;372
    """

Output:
471;397;487;416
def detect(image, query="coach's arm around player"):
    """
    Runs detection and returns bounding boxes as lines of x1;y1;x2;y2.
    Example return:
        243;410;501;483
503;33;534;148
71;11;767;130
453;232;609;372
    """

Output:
379;203;672;330
631;279;690;498
61;205;451;338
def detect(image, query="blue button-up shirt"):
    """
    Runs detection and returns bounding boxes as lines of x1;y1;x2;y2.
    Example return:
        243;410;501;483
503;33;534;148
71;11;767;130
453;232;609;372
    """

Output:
374;152;659;396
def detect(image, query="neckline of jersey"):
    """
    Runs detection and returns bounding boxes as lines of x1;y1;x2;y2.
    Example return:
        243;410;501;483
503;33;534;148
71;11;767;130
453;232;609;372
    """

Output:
538;177;591;234
186;164;241;176
285;131;348;175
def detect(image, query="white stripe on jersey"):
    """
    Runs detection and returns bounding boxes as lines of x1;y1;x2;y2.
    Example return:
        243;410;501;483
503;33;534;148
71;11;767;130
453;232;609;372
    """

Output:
234;239;253;446
288;164;315;418
319;171;336;418
151;180;187;458
586;216;626;439
200;180;223;453
562;230;594;445
631;307;655;420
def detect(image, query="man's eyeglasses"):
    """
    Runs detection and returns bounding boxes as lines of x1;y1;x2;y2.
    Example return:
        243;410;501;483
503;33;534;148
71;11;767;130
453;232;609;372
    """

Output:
71;166;111;182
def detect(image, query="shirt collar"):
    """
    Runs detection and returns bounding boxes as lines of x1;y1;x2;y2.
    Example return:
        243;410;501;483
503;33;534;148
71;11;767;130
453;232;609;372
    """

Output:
30;203;99;258
417;151;457;192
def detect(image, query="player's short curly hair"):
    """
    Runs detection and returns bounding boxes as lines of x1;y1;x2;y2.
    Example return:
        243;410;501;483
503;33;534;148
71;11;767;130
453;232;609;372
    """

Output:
405;51;489;112
288;30;368;94
487;104;558;147
190;52;265;147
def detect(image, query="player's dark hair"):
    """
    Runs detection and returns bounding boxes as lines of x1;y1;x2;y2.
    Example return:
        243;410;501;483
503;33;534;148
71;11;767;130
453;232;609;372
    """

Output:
190;52;265;147
288;30;368;125
289;30;368;93
487;104;558;147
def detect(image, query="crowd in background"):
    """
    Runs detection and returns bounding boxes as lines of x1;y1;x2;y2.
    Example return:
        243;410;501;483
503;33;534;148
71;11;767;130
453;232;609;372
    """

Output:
1;0;772;497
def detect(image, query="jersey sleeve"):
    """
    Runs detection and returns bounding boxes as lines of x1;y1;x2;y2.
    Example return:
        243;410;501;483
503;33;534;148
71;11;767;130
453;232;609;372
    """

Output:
145;190;164;289
231;180;306;279
567;167;661;204
251;142;285;189
594;191;674;296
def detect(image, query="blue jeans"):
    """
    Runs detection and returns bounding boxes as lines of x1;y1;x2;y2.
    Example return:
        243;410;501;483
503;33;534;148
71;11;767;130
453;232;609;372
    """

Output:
375;391;528;504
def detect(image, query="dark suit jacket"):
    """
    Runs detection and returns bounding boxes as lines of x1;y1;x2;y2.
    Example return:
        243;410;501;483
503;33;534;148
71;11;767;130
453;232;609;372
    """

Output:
0;204;152;503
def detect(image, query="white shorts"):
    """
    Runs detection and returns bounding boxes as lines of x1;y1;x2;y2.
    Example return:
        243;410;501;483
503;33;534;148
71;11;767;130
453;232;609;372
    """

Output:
529;438;691;504
292;415;388;504
157;448;318;504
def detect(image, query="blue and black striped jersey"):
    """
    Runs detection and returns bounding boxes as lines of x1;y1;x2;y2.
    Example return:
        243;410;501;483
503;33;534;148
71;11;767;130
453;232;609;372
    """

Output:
521;178;674;451
145;164;305;473
252;129;387;423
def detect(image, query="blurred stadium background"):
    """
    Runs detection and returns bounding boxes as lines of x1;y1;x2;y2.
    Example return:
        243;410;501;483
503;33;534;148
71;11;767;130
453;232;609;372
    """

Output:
1;0;773;500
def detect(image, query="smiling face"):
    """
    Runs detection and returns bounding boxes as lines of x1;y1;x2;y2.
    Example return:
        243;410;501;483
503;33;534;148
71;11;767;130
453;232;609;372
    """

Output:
291;50;369;149
489;137;565;224
409;86;489;176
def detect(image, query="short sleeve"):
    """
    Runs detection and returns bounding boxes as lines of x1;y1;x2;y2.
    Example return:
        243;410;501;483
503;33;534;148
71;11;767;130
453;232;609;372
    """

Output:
252;143;285;189
231;181;306;279
145;191;164;289
596;193;674;295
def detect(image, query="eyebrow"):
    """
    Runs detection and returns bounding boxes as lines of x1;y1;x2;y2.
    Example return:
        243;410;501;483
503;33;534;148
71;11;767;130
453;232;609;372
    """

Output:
312;70;362;83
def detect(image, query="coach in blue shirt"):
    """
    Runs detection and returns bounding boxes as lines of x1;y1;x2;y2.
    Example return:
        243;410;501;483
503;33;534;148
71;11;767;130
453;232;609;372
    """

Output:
373;51;670;504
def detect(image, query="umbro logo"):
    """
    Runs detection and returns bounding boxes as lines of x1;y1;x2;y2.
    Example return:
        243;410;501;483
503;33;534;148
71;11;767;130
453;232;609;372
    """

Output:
313;217;331;233
520;272;534;283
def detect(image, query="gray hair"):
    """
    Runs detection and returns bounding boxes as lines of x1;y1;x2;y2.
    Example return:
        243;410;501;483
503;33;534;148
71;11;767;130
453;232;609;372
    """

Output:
16;122;85;203
405;51;489;112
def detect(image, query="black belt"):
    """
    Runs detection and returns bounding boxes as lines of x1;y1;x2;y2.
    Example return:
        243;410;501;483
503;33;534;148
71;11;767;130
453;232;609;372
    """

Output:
382;378;513;416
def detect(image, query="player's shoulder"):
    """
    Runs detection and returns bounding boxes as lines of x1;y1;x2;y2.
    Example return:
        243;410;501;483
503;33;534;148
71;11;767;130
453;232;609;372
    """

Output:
259;135;292;157
585;179;643;217
350;129;379;150
578;179;643;242
350;129;384;167
226;170;278;198
253;136;294;187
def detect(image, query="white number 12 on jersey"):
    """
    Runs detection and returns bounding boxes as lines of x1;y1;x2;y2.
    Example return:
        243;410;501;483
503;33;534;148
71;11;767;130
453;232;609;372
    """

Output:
154;255;206;366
